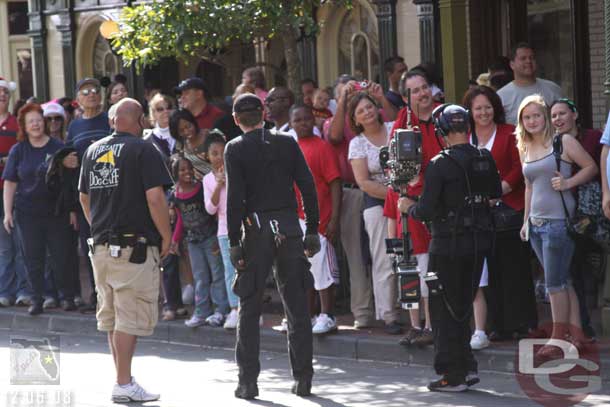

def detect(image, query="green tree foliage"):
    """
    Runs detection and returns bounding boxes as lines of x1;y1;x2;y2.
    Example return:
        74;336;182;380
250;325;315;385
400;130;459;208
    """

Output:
112;0;351;90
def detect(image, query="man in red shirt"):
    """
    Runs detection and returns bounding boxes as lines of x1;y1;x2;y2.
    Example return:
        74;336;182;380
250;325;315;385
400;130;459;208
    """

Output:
384;69;443;346
0;77;30;307
175;77;225;130
291;104;342;334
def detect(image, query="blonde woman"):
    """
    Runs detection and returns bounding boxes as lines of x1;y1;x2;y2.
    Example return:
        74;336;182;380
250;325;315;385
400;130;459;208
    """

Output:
517;94;596;354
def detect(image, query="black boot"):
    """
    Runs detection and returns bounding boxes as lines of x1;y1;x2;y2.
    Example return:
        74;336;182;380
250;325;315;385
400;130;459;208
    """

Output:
234;382;258;399
28;302;43;316
291;379;312;397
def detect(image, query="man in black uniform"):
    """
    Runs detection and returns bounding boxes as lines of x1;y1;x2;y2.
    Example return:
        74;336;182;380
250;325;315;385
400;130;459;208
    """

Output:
398;104;501;392
79;98;172;402
225;93;320;399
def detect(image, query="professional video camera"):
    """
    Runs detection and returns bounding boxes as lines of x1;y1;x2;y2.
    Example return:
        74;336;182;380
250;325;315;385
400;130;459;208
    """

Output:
379;90;423;310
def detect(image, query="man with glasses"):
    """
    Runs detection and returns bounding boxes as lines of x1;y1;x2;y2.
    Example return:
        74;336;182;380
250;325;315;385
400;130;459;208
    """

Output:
266;87;321;141
66;77;112;313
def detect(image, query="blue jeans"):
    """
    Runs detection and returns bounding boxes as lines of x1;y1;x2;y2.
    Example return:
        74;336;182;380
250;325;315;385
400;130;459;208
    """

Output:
0;204;30;300
529;219;575;293
187;236;229;317
218;235;239;308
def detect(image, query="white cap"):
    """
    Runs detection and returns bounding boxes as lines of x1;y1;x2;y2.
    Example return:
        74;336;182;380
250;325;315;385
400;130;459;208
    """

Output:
42;102;66;119
0;77;17;92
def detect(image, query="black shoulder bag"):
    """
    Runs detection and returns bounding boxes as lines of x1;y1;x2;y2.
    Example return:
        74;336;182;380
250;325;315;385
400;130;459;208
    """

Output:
552;134;593;241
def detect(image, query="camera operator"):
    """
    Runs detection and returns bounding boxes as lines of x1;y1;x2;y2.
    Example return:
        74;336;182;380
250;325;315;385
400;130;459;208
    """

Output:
398;104;501;392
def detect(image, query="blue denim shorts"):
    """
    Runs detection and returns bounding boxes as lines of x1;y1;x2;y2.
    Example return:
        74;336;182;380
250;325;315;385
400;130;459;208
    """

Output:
529;218;574;293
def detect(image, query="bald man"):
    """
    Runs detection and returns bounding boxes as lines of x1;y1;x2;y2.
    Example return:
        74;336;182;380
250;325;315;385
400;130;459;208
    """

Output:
79;98;172;402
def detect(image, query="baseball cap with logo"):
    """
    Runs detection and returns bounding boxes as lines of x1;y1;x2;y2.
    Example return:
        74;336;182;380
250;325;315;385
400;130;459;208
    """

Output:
233;93;263;114
174;77;207;95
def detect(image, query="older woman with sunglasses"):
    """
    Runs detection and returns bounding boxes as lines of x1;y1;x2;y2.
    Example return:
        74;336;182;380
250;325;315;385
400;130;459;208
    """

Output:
143;93;175;163
551;98;602;340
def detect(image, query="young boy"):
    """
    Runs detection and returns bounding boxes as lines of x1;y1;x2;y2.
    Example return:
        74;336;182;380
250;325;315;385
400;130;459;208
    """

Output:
290;103;342;334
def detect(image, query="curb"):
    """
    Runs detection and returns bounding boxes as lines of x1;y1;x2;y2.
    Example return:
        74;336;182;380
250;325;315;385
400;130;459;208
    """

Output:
2;308;609;380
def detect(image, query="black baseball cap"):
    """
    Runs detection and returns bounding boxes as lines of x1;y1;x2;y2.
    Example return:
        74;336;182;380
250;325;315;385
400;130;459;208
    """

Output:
75;77;101;93
233;93;263;114
174;77;206;95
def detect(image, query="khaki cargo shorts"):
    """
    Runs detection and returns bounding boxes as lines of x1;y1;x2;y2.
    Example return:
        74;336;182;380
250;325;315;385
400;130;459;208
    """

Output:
90;245;160;337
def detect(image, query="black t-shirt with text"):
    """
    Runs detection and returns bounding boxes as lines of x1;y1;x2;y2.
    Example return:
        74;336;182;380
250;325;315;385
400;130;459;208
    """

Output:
78;132;172;245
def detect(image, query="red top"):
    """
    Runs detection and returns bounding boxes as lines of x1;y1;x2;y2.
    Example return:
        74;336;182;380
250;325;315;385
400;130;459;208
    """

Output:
383;188;431;255
0;114;19;190
313;108;333;121
296;136;341;235
480;123;524;211
387;105;442;254
194;104;225;131
576;128;602;183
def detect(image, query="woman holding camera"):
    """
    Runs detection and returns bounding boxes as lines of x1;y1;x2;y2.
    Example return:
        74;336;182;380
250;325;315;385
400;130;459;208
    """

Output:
348;89;402;334
463;85;537;347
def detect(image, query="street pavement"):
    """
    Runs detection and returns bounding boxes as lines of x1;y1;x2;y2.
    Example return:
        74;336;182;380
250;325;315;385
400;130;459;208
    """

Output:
0;330;609;407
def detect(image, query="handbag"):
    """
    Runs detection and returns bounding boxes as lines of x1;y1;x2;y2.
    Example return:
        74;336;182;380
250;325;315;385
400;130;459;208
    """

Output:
491;201;522;232
553;134;595;241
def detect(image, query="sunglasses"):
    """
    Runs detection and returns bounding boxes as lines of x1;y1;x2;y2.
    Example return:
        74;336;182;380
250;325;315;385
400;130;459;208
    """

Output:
46;116;64;122
80;87;100;96
154;106;172;113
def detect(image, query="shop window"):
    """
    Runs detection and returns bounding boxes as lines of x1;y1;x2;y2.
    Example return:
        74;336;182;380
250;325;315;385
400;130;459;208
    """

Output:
8;2;28;35
16;48;32;99
527;0;574;98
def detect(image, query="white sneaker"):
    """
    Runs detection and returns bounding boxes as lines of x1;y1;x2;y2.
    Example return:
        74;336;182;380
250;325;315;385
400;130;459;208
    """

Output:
205;311;224;327
312;313;337;335
279;318;288;333
43;297;57;309
15;296;31;306
182;284;194;305
184;314;206;328
111;378;160;402
223;309;238;330
74;296;84;307
0;297;10;307
470;332;490;350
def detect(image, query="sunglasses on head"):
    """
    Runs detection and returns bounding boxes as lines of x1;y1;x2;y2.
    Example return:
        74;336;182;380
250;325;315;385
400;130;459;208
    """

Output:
80;87;100;96
46;116;64;122
556;98;577;113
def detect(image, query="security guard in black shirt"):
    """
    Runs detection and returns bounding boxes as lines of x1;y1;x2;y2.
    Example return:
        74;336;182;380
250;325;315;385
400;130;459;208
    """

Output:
225;93;320;400
398;104;501;392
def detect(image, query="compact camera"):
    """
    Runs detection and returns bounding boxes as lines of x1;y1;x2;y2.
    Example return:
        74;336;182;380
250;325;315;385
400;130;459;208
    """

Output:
353;81;369;91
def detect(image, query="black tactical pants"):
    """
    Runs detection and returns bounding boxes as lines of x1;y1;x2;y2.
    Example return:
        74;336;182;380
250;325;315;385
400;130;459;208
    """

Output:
428;251;486;382
233;216;314;385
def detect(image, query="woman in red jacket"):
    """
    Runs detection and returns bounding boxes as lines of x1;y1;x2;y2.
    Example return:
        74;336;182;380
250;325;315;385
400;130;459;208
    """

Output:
463;86;538;346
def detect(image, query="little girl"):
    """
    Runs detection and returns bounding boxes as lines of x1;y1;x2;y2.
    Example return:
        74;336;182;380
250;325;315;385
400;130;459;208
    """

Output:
170;156;229;327
202;132;240;329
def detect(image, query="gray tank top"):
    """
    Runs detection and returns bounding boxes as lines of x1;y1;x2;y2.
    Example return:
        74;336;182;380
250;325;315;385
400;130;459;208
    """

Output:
522;152;575;219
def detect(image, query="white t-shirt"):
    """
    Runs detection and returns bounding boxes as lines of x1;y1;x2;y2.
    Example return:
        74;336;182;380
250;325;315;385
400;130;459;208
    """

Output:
497;78;563;125
347;122;394;183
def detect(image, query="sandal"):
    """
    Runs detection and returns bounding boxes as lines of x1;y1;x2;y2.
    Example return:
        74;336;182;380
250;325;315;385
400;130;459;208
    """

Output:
162;309;176;321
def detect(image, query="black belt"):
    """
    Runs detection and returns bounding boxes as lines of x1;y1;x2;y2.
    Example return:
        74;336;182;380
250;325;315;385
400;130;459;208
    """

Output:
343;183;359;189
95;234;138;248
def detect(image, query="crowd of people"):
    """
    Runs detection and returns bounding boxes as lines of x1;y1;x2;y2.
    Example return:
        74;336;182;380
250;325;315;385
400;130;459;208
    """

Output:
0;41;606;354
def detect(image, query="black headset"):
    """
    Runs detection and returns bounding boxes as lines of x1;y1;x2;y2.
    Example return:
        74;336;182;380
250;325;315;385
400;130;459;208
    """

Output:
432;103;471;138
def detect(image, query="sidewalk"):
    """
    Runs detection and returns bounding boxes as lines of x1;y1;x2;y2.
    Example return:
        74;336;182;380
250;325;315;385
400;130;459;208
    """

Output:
1;305;609;381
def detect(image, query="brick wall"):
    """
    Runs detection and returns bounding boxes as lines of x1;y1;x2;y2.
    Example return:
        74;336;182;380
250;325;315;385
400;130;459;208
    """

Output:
589;0;608;129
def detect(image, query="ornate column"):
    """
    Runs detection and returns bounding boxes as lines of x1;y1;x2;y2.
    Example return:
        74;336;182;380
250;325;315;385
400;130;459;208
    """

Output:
55;11;76;98
28;2;49;101
373;0;397;89
438;0;468;103
414;0;436;64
